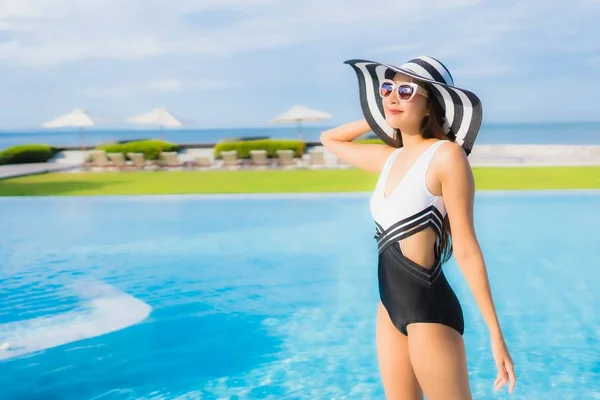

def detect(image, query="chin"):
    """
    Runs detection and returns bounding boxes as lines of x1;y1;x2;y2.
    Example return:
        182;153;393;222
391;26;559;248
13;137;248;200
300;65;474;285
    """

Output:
387;115;422;133
385;115;405;130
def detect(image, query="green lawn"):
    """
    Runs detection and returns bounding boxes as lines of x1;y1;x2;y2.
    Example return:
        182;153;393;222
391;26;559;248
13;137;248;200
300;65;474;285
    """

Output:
1;167;599;196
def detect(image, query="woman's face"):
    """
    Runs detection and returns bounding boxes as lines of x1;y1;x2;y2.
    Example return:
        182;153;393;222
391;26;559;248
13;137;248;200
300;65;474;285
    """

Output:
381;72;429;131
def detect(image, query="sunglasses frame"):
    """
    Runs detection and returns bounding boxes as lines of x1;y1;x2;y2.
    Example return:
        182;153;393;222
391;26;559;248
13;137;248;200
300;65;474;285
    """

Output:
379;79;429;102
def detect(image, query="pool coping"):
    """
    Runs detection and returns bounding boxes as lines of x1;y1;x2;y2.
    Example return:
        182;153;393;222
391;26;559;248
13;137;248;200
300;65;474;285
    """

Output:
1;189;599;202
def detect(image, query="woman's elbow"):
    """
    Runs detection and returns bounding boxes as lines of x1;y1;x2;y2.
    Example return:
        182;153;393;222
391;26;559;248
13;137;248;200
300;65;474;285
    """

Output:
319;130;326;144
320;130;333;147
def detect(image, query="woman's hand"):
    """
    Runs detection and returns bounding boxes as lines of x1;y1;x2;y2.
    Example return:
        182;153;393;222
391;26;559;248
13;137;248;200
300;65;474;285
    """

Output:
491;335;516;394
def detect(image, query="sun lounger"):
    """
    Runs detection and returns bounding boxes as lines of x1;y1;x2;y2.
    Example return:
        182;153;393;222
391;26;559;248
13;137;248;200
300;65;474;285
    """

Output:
276;149;296;168
250;150;270;168
158;152;185;169
220;150;241;169
308;150;325;168
107;153;133;170
86;150;111;170
126;152;153;170
190;155;213;169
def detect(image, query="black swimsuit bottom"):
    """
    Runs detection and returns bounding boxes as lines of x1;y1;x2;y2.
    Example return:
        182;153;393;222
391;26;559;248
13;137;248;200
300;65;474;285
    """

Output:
374;205;464;336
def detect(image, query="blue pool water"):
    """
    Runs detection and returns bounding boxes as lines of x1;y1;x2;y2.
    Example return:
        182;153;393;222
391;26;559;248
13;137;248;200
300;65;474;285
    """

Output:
0;192;599;399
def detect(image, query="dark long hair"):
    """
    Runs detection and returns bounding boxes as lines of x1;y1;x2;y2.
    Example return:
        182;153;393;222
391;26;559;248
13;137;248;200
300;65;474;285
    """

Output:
393;84;454;264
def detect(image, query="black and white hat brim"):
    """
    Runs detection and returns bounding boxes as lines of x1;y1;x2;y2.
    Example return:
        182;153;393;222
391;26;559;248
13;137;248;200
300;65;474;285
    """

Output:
344;58;483;155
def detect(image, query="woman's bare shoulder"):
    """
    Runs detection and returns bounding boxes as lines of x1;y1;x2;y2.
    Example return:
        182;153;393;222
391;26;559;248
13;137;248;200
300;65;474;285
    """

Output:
436;141;469;167
430;141;472;184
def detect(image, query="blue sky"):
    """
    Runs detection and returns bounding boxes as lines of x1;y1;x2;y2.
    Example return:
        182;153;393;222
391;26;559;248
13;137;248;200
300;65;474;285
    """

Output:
0;0;598;129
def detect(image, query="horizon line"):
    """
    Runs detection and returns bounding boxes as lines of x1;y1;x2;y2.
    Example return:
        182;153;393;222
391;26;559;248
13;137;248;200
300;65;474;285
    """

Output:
1;120;600;133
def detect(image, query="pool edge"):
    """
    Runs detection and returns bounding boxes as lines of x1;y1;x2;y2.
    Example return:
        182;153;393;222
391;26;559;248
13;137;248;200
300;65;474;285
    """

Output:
1;189;600;202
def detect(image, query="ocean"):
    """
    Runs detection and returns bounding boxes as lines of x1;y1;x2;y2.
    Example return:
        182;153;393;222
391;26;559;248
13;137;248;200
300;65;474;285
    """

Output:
0;122;599;150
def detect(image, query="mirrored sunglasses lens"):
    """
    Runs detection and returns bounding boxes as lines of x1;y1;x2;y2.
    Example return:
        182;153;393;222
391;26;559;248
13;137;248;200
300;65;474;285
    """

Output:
380;82;394;97
398;85;414;100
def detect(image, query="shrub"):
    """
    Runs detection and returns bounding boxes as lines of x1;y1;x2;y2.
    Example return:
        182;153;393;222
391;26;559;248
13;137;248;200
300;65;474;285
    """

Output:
355;138;384;144
0;144;58;165
213;139;304;159
95;140;180;160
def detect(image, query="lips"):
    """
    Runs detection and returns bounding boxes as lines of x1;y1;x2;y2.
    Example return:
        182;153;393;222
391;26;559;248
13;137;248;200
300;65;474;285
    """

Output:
387;109;402;115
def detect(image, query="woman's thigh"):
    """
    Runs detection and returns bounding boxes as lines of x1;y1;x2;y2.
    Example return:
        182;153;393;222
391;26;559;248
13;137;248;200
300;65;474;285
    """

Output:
407;322;472;400
376;303;423;400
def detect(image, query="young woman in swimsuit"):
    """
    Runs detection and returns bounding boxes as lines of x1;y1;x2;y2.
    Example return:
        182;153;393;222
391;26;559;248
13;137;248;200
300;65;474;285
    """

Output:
320;56;516;399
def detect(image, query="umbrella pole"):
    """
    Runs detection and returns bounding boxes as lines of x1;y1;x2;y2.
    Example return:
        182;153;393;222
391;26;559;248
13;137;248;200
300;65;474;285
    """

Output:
79;127;86;164
297;120;303;157
159;125;164;154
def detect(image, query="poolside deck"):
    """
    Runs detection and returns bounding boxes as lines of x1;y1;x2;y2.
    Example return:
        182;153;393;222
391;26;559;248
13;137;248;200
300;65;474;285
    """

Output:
0;163;79;180
1;144;599;180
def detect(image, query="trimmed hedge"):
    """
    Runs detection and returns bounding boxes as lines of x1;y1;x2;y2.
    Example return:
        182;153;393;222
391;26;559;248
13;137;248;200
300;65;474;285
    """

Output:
95;140;180;160
0;144;58;165
214;139;304;159
355;138;385;144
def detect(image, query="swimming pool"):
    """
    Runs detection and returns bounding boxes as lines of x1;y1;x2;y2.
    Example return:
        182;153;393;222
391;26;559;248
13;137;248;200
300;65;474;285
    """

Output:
0;192;598;399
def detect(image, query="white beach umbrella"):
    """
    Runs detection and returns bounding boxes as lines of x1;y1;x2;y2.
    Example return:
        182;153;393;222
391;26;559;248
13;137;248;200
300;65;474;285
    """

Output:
126;108;183;142
42;108;102;128
271;105;332;124
126;108;186;154
41;109;105;152
271;105;332;143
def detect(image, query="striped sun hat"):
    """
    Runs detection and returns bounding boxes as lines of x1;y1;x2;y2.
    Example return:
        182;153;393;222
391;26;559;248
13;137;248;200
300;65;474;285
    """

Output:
344;56;483;155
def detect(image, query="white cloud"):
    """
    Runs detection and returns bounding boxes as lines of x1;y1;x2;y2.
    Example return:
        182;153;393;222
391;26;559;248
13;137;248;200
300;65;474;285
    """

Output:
0;0;598;126
0;0;594;81
0;21;34;31
148;79;182;93
83;78;237;100
360;0;600;81
0;0;291;66
0;0;545;68
451;65;514;80
0;0;42;19
367;44;425;55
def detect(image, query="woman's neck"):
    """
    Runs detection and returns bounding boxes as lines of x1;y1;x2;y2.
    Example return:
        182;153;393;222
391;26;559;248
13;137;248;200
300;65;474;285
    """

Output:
400;130;430;149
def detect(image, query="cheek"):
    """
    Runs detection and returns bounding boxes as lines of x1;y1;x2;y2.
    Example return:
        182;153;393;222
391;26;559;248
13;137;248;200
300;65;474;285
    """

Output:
410;96;428;111
403;102;425;118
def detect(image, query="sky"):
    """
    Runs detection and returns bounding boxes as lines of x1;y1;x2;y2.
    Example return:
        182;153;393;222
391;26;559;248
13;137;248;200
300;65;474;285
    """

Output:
0;0;599;130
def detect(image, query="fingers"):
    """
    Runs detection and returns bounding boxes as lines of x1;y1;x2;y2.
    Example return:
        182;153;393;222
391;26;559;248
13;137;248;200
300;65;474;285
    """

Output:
493;360;516;394
493;372;507;391
506;361;517;393
493;367;507;391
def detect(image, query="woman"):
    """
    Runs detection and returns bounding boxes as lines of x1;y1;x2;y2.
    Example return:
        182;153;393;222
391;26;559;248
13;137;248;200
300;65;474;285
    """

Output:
320;56;516;399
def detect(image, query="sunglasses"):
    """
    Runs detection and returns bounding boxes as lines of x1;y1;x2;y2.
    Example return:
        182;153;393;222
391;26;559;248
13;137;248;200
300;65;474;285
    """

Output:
379;79;429;102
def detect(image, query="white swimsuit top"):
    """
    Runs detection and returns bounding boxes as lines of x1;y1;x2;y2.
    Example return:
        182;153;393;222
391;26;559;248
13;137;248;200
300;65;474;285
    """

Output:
370;140;448;250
